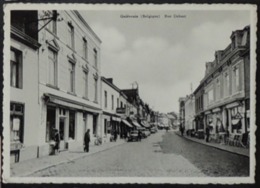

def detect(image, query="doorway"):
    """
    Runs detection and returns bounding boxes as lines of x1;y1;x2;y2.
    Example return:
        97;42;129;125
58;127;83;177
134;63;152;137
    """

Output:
59;117;67;151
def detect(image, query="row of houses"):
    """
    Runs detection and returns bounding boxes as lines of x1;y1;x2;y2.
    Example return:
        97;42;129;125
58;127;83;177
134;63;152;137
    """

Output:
178;25;250;139
9;10;156;163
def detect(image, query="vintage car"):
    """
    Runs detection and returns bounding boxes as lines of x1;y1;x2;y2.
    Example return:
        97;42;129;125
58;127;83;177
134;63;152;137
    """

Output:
127;130;141;142
150;127;157;133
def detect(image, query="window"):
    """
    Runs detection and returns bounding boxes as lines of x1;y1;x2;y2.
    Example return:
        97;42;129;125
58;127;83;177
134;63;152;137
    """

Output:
83;70;88;98
94;48;98;67
216;79;221;100
112;95;114;110
68;23;74;50
10;49;22;88
48;49;57;86
117;98;119;108
208;89;214;104
94;77;98;102
69;110;75;139
104;119;107;134
104;91;107;108
10;103;24;143
83;38;88;60
224;73;230;97
68;61;75;93
46;106;56;142
233;65;240;93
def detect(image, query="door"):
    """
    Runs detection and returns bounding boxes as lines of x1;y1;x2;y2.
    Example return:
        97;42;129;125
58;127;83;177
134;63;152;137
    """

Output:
59;118;67;151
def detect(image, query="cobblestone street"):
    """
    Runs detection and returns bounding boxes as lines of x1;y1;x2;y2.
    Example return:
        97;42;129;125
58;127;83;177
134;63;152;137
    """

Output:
29;131;249;177
30;131;204;177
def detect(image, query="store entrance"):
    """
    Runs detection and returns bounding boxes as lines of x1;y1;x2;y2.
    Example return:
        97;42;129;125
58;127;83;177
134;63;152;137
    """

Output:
59;118;67;151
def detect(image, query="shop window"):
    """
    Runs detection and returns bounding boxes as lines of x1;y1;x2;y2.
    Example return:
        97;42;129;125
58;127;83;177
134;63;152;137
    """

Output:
10;103;24;143
104;119;107;134
46;106;56;142
69;111;75;139
93;116;97;136
10;49;22;89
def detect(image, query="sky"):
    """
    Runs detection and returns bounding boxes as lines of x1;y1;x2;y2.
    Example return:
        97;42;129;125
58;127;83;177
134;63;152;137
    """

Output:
80;9;250;113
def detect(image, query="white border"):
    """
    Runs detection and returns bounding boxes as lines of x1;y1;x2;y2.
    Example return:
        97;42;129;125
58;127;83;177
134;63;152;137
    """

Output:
2;3;257;184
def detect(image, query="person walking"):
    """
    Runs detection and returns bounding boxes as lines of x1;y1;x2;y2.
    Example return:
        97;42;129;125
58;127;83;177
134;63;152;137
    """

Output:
138;130;142;141
114;130;118;142
53;129;60;154
206;126;210;142
84;129;90;152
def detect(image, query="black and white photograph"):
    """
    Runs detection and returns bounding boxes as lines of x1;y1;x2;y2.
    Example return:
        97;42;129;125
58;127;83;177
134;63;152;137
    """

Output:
2;3;257;184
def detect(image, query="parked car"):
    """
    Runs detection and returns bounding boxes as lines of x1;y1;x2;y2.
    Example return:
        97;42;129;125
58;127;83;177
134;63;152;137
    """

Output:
127;131;140;142
150;127;157;133
144;129;151;137
137;127;147;138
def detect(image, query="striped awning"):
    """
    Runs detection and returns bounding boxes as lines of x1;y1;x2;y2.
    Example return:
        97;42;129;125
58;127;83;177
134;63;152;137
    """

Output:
141;121;150;128
132;121;141;127
122;120;133;128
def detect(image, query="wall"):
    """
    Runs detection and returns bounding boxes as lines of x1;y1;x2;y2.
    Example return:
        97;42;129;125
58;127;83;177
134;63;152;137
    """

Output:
10;38;40;161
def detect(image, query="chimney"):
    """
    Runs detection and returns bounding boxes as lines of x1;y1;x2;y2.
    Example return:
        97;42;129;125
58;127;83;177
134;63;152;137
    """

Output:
106;78;113;84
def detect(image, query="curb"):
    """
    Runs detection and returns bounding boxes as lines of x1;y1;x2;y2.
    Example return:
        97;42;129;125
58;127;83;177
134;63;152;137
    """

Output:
17;141;127;177
174;132;249;158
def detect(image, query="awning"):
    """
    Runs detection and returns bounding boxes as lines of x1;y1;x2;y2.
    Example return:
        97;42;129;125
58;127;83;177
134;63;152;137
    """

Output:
122;119;133;128
141;121;150;128
44;93;101;114
132;121;141;127
112;117;121;122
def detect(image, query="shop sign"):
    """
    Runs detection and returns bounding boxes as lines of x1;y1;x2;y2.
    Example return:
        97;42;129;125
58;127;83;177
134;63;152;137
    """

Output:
116;108;126;114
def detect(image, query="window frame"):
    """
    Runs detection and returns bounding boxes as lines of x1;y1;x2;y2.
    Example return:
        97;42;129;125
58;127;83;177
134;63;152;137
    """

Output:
10;102;24;143
68;60;76;93
68;23;75;50
10;48;22;89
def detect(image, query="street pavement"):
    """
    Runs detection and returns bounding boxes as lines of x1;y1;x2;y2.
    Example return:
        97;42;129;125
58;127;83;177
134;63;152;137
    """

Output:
28;130;249;177
161;131;249;177
30;131;205;177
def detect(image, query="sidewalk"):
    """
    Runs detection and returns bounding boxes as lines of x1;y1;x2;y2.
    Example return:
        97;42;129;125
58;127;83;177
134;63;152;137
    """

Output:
11;139;126;177
174;131;249;157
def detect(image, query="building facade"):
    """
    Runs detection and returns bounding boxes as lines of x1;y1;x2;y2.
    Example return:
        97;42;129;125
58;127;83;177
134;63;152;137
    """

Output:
10;11;41;163
178;97;186;129
38;10;102;155
184;94;196;131
9;10;102;162
201;26;250;136
101;77;121;142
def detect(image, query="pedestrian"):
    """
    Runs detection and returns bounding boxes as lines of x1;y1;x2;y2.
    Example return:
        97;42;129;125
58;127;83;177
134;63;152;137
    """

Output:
53;129;60;154
138;130;142;141
84;129;90;152
114;130;117;142
206;126;210;142
180;125;184;136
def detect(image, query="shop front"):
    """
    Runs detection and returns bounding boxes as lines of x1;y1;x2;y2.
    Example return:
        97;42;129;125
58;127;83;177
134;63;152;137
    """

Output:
41;93;101;156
